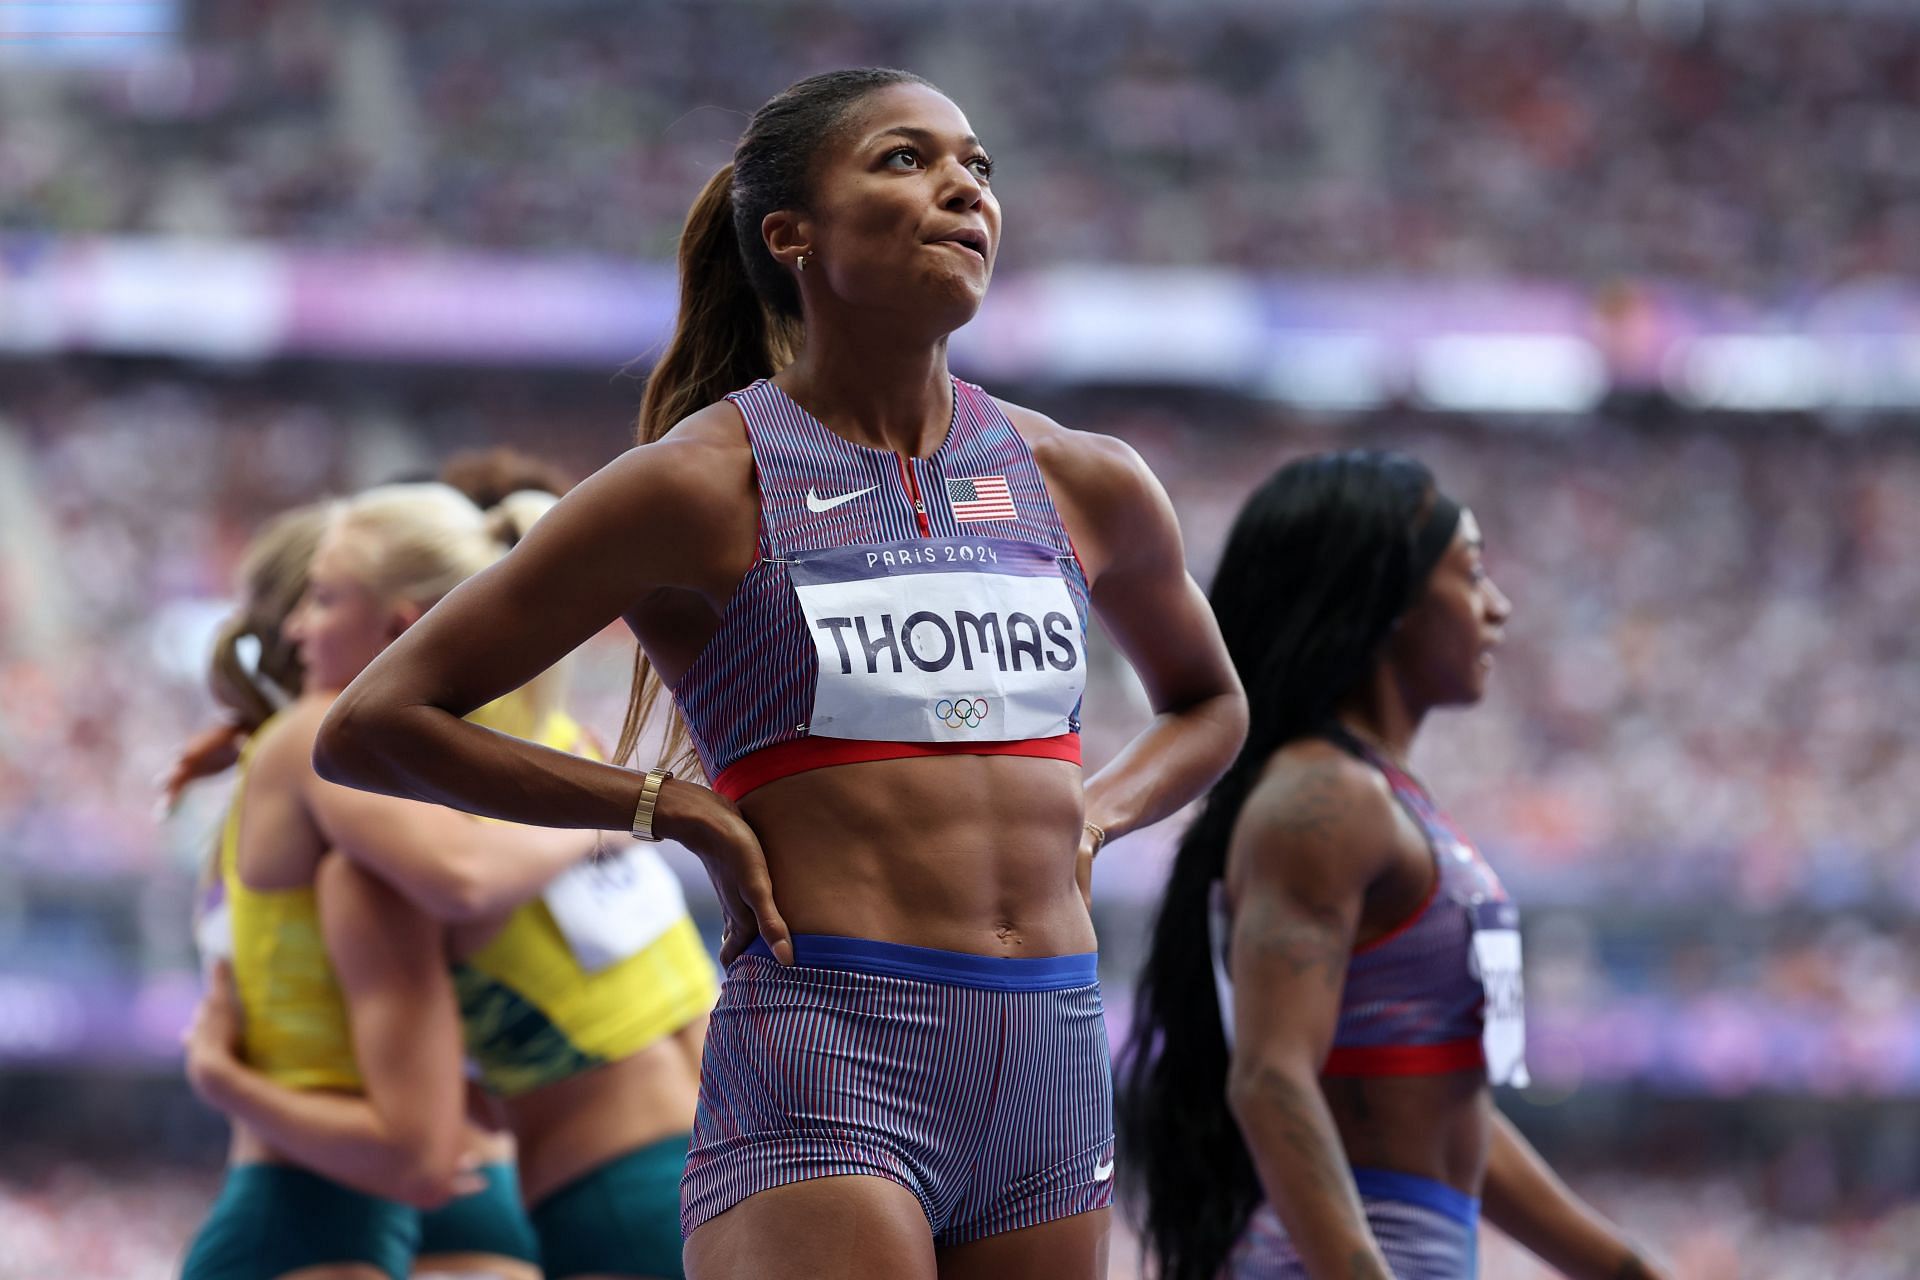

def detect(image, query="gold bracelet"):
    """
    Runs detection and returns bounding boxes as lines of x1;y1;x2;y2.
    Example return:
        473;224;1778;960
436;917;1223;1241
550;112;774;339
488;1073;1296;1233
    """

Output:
630;768;673;842
1084;819;1107;858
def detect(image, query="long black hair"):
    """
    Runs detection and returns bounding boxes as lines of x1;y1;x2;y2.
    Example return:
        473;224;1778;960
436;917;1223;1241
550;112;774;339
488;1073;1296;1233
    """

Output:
1117;450;1456;1280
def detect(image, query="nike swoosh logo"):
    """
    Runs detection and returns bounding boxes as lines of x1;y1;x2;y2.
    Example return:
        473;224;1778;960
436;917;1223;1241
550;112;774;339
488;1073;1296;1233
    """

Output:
805;485;877;514
1093;1156;1115;1182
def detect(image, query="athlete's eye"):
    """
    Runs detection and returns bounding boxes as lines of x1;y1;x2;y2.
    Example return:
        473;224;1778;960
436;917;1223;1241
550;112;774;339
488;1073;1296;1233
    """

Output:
884;147;921;170
967;154;995;181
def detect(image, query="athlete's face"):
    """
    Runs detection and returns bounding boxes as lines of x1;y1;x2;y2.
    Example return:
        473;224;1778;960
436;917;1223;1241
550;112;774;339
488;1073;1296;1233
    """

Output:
1386;510;1511;709
284;528;414;694
769;83;999;332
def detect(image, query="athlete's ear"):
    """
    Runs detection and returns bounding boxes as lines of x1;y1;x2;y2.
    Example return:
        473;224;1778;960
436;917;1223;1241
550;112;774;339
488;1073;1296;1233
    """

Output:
762;210;813;274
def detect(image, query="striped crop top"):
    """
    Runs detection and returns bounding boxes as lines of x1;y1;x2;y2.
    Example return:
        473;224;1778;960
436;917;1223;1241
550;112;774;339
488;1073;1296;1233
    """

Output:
1212;732;1529;1087
1322;732;1528;1083
671;377;1093;801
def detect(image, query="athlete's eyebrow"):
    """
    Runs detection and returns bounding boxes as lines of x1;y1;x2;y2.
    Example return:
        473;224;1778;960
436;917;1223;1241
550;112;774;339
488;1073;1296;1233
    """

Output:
866;125;982;152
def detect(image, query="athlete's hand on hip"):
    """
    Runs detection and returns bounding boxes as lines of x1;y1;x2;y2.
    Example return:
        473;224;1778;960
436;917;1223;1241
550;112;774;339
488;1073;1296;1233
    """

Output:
1074;822;1102;913
653;778;793;966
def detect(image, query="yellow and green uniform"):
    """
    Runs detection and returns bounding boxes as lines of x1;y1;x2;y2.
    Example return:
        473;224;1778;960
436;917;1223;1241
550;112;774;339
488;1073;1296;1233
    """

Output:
185;716;418;1280
457;693;719;1099
222;714;359;1089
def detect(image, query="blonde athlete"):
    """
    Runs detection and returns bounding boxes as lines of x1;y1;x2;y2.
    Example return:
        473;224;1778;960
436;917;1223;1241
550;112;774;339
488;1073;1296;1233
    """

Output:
180;490;606;1280
191;484;718;1280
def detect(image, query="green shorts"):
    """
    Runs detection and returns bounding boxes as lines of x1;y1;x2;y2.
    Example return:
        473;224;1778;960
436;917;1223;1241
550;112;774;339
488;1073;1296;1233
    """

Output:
530;1132;690;1280
417;1162;541;1265
180;1163;420;1280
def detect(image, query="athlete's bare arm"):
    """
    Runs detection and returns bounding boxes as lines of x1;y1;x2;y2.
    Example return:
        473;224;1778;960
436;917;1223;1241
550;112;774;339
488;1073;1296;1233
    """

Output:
314;407;792;961
1221;743;1402;1280
1002;403;1248;844
1482;1112;1669;1280
184;856;475;1209
257;698;605;922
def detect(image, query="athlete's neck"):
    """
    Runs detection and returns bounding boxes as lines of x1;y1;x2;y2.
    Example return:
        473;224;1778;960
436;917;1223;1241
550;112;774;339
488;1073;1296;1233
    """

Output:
1336;665;1425;769
775;331;954;458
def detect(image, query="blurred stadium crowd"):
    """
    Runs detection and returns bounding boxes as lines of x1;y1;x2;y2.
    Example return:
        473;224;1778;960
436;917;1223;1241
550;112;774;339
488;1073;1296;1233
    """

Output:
7;1;1920;1276
4;372;1915;910
3;1;1918;289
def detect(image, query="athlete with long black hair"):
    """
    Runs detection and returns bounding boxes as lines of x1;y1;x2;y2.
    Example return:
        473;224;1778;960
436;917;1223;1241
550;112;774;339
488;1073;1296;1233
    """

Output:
1120;452;1664;1280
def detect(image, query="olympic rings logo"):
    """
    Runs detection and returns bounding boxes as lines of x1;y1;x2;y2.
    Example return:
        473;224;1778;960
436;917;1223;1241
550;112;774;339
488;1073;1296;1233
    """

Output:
935;697;990;729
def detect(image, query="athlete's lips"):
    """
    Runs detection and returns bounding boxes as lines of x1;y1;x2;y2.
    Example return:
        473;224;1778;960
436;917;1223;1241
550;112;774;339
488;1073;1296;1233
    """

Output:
926;227;989;260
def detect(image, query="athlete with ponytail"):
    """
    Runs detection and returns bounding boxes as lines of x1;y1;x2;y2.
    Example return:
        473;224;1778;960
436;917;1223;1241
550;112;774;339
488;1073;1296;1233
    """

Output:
187;483;718;1280
314;68;1246;1279
179;486;608;1280
1119;452;1663;1280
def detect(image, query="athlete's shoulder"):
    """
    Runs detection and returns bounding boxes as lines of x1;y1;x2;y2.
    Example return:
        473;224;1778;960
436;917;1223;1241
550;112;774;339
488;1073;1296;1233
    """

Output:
990;395;1168;577
990;395;1148;487
574;401;755;530
1234;739;1400;875
252;696;327;769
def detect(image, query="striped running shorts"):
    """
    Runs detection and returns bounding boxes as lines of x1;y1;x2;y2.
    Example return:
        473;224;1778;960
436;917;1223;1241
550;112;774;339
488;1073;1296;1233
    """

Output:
1228;1168;1481;1278
680;933;1114;1245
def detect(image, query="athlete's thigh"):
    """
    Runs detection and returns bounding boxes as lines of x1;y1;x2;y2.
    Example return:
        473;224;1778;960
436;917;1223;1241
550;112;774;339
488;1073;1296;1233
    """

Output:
279;1265;392;1280
684;1174;937;1280
936;1207;1111;1280
412;1254;542;1280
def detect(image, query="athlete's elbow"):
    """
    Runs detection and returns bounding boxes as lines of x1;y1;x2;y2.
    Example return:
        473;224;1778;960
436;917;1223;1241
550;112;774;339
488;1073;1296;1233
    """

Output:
1225;1052;1314;1130
313;693;388;789
433;862;497;924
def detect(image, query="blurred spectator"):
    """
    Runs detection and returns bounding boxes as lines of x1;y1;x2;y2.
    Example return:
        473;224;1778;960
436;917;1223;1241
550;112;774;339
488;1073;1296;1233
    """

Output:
7;2;1920;292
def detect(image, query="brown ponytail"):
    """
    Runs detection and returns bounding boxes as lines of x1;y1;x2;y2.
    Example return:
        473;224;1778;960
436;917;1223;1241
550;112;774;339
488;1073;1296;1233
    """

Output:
616;68;931;773
208;503;329;731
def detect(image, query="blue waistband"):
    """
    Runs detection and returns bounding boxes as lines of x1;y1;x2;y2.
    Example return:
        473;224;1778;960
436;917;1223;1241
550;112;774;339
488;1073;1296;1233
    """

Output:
745;933;1098;992
1350;1168;1480;1229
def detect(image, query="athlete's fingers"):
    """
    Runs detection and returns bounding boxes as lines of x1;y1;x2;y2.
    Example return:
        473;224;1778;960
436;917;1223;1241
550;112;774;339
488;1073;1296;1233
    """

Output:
725;842;792;965
712;876;760;966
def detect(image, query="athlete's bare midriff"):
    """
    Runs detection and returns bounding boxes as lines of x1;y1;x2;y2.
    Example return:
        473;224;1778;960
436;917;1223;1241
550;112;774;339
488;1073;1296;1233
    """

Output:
504;1030;704;1205
1324;1069;1492;1198
738;752;1096;958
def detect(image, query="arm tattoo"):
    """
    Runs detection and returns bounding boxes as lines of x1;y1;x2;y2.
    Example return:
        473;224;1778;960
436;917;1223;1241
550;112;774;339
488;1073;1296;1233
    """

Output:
1270;760;1351;844
1248;1068;1355;1207
1241;901;1349;992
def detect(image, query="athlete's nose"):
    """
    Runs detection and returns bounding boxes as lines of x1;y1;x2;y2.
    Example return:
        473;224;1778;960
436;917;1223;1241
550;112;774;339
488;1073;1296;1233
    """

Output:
938;158;984;213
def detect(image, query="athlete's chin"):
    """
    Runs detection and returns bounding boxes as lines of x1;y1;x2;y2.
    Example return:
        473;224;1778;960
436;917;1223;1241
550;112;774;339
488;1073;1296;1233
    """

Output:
917;266;989;321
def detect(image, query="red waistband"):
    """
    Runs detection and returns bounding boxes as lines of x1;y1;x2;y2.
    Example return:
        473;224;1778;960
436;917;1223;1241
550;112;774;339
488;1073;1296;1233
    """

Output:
710;733;1083;802
1321;1039;1486;1078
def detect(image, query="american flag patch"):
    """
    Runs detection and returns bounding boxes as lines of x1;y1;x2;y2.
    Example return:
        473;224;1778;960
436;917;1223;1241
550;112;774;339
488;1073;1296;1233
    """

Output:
947;474;1016;523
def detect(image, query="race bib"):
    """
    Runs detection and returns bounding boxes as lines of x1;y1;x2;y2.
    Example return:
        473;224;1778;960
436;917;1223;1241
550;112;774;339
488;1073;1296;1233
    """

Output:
1469;900;1529;1088
791;535;1086;743
195;896;234;972
542;844;687;975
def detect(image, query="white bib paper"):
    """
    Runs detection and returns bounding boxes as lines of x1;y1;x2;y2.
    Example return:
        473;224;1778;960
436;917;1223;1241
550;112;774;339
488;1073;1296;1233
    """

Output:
1470;915;1529;1088
542;844;687;975
196;897;234;974
791;536;1086;743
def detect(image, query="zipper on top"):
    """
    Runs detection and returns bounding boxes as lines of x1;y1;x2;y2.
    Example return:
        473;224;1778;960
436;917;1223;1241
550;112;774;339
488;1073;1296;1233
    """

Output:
895;453;932;538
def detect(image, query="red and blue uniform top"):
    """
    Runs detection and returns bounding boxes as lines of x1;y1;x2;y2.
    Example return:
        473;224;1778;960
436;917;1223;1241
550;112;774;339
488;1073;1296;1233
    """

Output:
1212;731;1529;1086
670;377;1092;802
